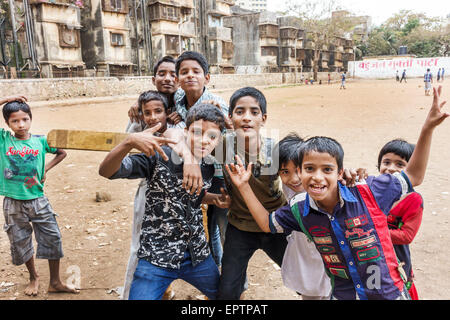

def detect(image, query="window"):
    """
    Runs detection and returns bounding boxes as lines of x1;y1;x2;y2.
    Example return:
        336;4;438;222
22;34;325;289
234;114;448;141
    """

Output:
102;0;128;13
110;0;122;10
165;35;180;54
111;33;125;46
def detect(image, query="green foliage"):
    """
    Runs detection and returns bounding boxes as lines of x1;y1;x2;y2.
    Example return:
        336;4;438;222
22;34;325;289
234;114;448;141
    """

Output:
363;10;449;58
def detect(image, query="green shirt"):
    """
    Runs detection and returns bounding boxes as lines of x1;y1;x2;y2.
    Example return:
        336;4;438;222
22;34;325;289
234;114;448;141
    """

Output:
0;129;57;200
220;133;286;232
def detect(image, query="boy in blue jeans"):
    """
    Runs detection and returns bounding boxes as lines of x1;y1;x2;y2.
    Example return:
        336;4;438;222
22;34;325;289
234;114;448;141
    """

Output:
174;51;232;269
1;99;78;296
225;86;448;299
99;104;230;300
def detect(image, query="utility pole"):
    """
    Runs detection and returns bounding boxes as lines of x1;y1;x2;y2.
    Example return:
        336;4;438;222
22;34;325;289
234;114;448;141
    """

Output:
8;0;20;70
140;0;152;72
133;0;141;75
23;0;38;70
198;0;208;60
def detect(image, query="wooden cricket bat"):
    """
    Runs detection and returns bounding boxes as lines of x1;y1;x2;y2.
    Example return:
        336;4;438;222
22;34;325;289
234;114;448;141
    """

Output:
47;129;139;152
47;129;210;240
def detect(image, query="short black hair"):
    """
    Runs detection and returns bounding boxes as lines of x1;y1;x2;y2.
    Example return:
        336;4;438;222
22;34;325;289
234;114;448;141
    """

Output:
175;51;209;76
274;132;304;168
229;87;267;116
153;55;176;76
3;101;32;122
298;136;344;171
377;139;415;170
185;103;225;132
138;90;169;113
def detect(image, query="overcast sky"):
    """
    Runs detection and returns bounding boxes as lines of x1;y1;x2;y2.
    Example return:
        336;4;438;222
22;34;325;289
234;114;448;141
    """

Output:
267;0;450;26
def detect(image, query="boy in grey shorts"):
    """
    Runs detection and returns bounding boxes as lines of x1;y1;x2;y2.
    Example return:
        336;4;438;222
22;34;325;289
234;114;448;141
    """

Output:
1;98;78;296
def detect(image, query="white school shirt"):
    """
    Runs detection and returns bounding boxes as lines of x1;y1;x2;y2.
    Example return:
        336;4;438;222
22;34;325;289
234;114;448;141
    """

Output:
281;184;332;298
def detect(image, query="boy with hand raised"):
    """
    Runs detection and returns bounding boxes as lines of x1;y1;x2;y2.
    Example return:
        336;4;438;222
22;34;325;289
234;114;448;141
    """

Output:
225;86;448;300
99;104;230;300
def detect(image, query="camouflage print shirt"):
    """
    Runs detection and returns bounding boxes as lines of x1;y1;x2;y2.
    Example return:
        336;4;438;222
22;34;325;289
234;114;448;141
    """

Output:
109;146;215;269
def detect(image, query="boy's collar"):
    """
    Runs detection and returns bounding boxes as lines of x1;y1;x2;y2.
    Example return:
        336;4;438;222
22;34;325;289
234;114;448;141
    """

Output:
181;87;207;107
232;133;267;163
303;182;358;217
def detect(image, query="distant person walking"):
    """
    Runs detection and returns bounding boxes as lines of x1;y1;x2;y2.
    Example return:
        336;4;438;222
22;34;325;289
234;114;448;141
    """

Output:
437;68;441;82
424;68;433;96
340;71;346;89
396;70;400;82
442;68;445;81
400;69;407;83
328;73;331;85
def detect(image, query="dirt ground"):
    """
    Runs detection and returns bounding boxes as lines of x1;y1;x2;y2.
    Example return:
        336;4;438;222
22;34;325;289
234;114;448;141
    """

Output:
1;78;450;300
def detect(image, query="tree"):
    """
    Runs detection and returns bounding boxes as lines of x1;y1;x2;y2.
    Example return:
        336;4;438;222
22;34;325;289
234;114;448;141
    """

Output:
362;10;449;58
284;0;355;80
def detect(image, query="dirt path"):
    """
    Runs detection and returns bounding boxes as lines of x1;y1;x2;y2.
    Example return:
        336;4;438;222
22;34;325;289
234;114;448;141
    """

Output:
1;78;450;300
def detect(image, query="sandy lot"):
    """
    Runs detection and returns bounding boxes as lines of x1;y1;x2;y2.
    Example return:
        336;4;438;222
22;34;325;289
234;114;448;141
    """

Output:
1;78;450;300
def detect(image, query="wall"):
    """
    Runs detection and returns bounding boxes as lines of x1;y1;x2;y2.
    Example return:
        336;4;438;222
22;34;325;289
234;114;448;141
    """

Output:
223;13;261;67
0;72;342;102
349;56;450;79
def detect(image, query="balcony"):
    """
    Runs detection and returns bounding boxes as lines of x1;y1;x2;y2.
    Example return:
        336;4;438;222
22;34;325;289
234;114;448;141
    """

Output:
30;0;83;7
209;26;232;41
179;22;196;37
259;24;279;39
148;2;180;22
208;1;231;16
280;27;298;40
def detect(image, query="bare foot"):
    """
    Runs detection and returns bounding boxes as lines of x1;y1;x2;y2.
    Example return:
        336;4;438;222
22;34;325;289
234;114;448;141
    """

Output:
48;281;80;294
24;277;40;296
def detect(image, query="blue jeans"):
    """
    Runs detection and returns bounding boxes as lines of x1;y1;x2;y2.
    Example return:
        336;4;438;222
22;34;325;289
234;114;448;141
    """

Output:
129;252;220;300
207;177;228;267
218;224;287;300
207;205;228;267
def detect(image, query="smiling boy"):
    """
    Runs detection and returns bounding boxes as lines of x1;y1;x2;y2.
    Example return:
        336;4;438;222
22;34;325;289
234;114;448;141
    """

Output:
215;87;288;300
225;86;448;299
127;56;182;131
99;104;229;300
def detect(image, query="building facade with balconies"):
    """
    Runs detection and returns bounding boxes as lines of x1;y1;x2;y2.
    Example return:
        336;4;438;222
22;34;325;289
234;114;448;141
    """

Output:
80;0;134;76
147;0;196;60
11;0;85;78
204;0;234;73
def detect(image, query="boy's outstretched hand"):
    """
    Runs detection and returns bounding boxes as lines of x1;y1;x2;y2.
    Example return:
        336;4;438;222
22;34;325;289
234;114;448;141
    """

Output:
225;155;253;189
425;86;449;130
212;188;231;209
129;123;176;161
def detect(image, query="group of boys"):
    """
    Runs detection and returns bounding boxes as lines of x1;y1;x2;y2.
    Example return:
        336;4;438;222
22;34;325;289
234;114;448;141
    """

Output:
1;50;448;300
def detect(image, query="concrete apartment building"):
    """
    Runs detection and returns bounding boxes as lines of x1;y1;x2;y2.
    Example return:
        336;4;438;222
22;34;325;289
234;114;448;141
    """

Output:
2;0;354;78
80;0;134;76
130;0;234;74
277;16;303;73
203;0;234;73
6;0;85;78
224;8;353;74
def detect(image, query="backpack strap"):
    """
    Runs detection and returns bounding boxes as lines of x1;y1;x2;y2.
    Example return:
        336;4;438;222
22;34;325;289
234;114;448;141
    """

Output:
290;201;336;292
290;202;313;242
